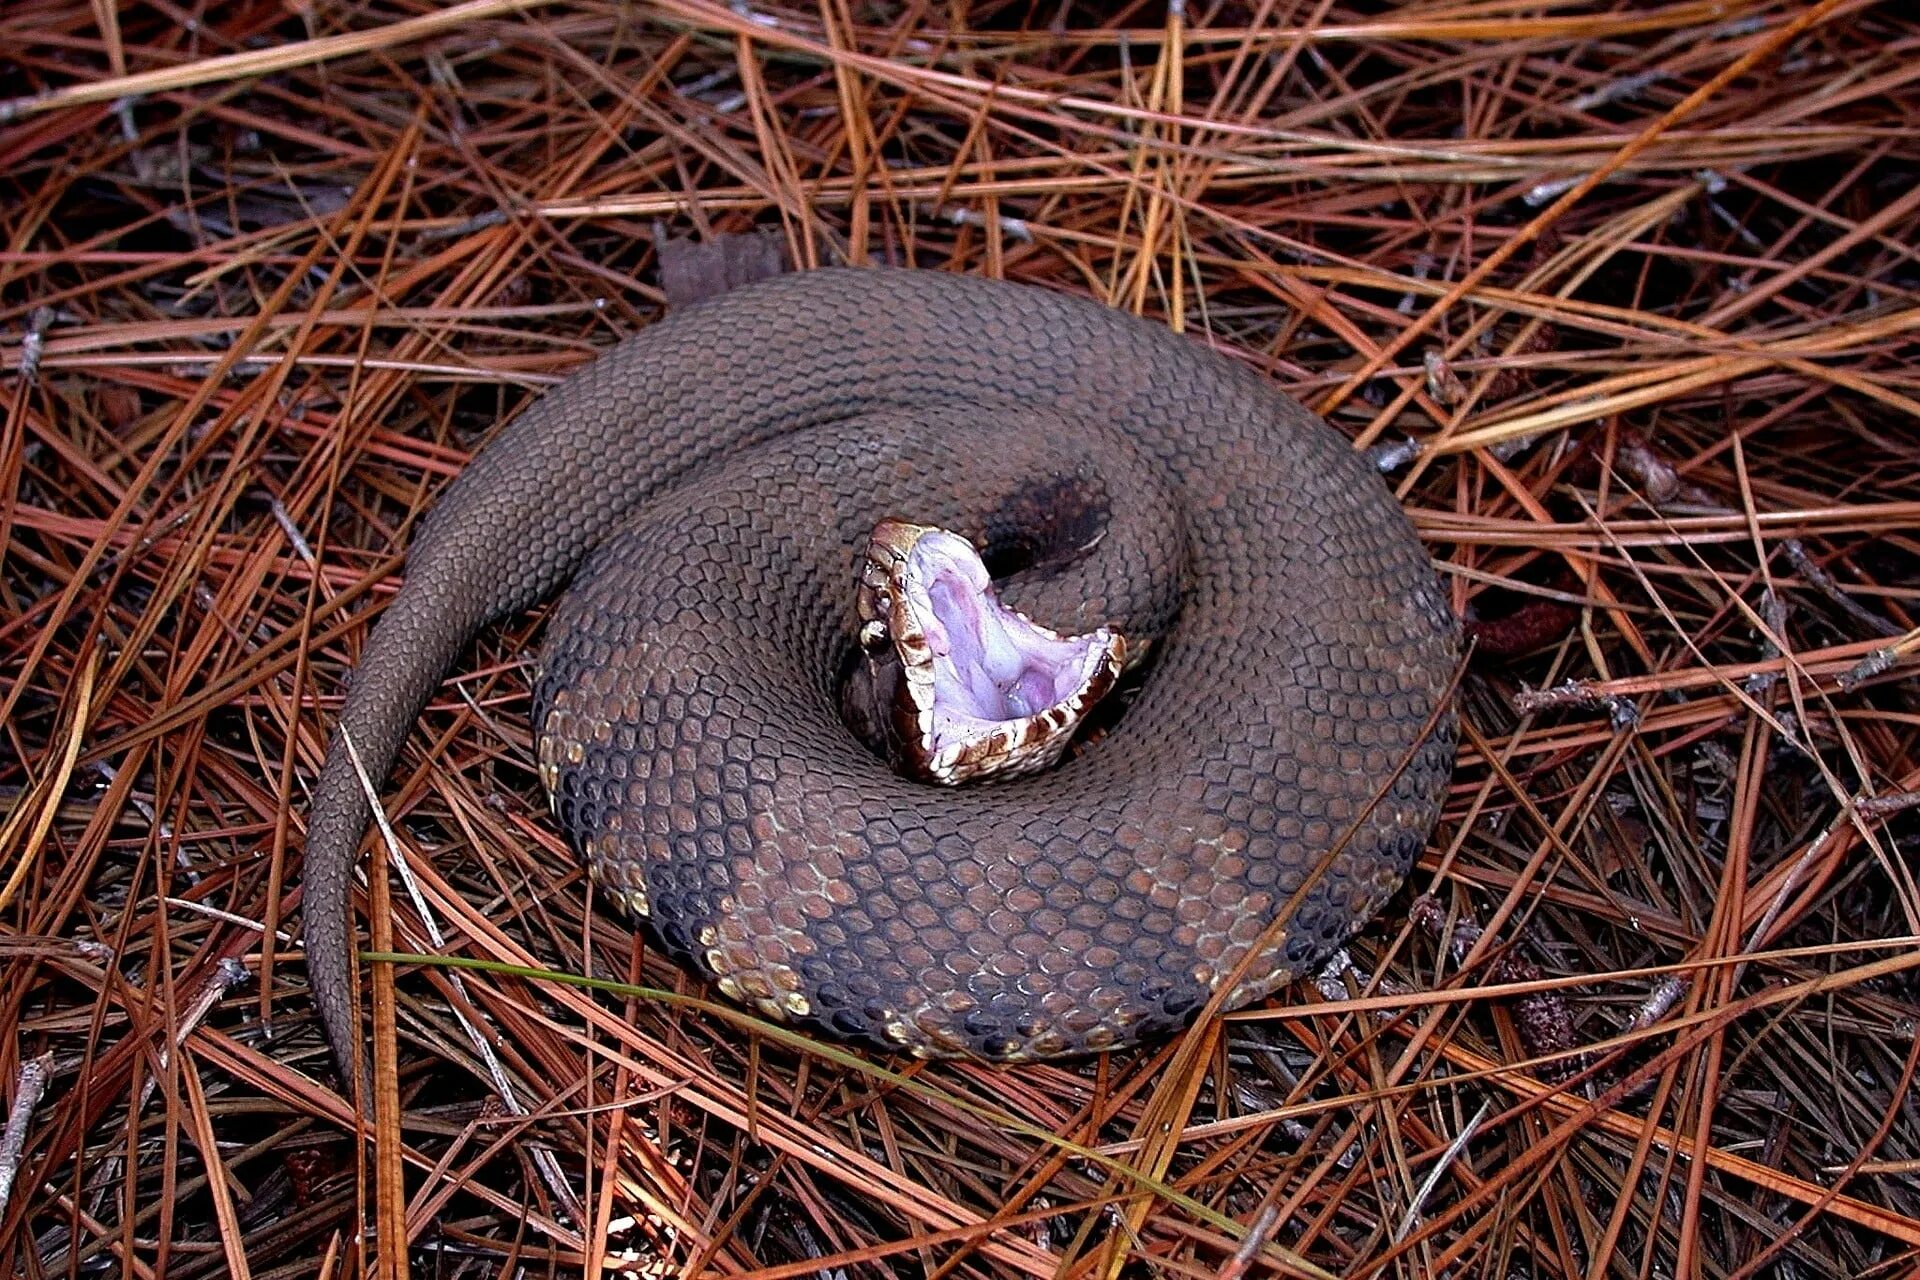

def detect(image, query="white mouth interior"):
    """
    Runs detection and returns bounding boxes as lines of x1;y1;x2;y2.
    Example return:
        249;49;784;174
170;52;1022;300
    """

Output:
902;530;1115;757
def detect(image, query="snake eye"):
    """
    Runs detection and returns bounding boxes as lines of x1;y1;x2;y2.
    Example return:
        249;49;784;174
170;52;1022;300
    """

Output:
855;518;1124;787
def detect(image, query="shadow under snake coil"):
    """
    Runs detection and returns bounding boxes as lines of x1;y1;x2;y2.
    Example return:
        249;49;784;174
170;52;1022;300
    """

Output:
303;267;1458;1080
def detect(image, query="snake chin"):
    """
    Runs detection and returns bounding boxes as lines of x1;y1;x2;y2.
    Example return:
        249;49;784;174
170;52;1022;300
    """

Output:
855;517;1124;786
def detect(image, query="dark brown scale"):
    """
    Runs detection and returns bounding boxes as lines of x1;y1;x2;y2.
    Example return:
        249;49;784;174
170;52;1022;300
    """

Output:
303;268;1458;1075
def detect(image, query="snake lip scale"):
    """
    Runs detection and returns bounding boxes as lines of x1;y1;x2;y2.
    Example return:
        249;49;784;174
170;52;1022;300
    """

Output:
303;266;1459;1079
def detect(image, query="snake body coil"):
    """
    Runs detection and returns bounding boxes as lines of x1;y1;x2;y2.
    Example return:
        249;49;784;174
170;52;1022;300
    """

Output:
304;267;1457;1074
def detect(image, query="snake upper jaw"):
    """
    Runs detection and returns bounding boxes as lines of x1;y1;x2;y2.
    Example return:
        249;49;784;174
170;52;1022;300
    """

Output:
854;517;1125;787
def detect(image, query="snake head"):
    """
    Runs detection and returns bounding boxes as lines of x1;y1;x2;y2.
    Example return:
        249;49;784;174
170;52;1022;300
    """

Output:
855;517;1125;786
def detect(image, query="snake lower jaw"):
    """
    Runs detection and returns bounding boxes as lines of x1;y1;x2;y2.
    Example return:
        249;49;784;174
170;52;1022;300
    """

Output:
854;517;1125;787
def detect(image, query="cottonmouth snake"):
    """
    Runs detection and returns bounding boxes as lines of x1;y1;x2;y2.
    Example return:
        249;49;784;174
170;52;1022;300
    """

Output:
304;266;1457;1076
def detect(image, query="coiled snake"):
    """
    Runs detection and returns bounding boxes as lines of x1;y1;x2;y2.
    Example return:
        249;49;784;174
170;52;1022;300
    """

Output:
303;267;1457;1077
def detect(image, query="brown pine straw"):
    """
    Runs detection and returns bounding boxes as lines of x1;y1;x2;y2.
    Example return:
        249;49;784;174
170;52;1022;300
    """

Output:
4;1;1920;1277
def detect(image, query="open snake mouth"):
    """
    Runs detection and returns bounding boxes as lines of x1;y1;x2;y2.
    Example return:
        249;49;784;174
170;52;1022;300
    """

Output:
856;518;1125;785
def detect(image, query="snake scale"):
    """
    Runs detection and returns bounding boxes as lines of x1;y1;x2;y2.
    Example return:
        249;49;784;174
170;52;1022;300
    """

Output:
304;266;1458;1078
